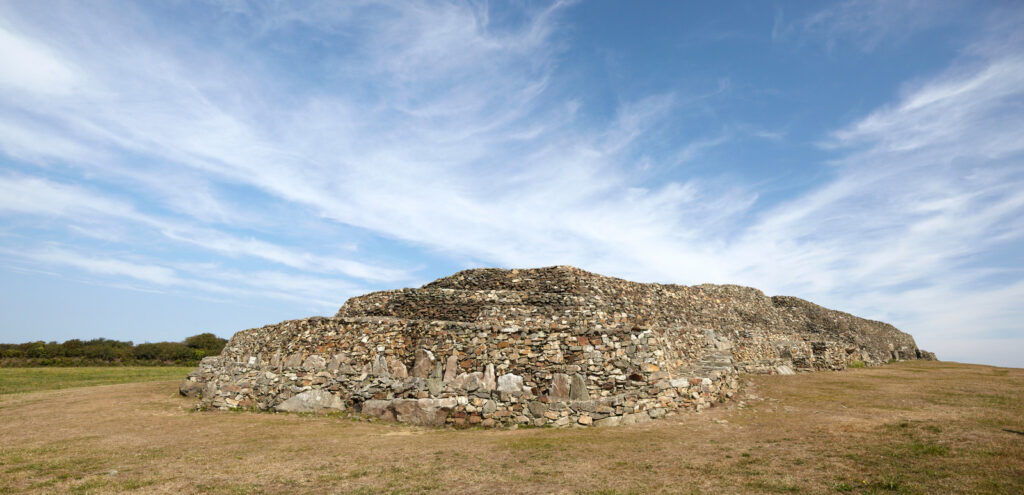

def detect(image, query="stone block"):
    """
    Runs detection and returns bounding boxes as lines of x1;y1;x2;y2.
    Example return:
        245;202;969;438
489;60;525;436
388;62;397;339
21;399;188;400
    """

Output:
549;373;571;401
497;373;524;393
569;373;590;401
274;389;344;413
411;349;435;378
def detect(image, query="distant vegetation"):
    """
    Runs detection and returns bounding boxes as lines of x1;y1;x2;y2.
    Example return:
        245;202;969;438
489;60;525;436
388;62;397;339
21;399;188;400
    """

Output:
0;333;227;367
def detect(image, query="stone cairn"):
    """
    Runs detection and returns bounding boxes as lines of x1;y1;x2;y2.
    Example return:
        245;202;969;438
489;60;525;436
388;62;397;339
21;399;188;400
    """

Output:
181;266;934;427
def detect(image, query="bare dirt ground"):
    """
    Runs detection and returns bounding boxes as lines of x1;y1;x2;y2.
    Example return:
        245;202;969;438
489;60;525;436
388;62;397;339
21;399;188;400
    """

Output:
1;361;1021;494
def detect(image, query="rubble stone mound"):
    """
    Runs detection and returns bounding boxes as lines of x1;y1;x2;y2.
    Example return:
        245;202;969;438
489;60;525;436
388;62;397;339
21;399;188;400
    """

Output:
182;266;935;427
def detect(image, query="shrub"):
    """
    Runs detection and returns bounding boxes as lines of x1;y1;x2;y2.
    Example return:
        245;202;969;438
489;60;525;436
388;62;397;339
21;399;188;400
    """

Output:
184;333;227;356
0;332;226;367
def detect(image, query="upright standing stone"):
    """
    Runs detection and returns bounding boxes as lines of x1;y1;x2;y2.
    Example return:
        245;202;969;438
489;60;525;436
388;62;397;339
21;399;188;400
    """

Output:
327;353;347;371
569;373;590;401
371;354;388;376
411;349;435;378
461;372;483;392
481;363;496;391
443;354;459;383
389;358;408;378
426;378;443;396
549;373;571;401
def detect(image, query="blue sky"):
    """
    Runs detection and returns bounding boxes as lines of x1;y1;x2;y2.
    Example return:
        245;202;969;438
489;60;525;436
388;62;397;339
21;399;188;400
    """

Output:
1;1;1022;367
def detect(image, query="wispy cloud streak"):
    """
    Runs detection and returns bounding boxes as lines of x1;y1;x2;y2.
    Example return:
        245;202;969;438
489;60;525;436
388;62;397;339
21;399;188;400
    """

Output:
0;1;1021;365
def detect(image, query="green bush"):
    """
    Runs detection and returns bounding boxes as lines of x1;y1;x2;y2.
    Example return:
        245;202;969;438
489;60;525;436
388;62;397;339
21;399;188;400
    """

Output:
184;333;227;356
0;332;227;367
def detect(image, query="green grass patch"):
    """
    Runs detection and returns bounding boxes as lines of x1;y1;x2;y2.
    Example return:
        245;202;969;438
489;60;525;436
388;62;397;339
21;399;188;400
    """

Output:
0;366;192;395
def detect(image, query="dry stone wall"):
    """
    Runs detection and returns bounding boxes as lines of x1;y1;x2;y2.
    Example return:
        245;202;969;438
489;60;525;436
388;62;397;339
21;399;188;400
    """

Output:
181;266;934;427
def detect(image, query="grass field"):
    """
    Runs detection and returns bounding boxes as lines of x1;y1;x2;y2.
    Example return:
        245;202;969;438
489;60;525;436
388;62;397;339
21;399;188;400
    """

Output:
0;367;193;396
0;361;1021;494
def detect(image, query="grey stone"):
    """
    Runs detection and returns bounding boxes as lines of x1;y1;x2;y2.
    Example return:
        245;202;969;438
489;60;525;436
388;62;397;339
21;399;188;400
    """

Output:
669;378;690;388
619;413;651;425
202;381;217;399
462;372;483;392
360;399;395;421
178;379;202;398
527;401;548;417
497;373;524;393
549;373;571;401
327;353;347;371
451;372;467;390
594;416;622;427
482;399;497;414
481;363;496;391
411;349;435;378
370;354;388;376
443;354;459;383
426;378;443;396
283;353;303;369
569;373;590;401
391;398;457;426
389;358;408;378
274;389;345;413
776;365;796;375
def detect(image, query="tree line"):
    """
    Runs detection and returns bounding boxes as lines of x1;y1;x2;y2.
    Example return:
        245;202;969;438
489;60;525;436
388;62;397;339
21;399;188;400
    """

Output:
0;333;227;367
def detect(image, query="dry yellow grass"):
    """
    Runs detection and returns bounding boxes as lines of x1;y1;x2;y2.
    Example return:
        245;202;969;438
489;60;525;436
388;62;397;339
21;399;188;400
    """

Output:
1;361;1021;494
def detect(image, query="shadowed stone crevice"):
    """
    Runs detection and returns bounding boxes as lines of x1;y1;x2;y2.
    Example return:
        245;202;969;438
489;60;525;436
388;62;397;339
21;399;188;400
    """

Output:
182;266;935;427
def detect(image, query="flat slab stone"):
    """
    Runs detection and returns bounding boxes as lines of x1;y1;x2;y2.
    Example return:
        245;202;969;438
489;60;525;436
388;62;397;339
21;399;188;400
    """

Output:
363;398;457;426
275;389;345;413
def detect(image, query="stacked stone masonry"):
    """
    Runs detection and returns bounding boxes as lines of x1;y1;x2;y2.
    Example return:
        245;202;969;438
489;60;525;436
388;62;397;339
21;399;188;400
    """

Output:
181;266;935;427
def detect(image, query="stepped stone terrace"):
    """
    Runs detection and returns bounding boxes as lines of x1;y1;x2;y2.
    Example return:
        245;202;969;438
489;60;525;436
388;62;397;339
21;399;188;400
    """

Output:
181;266;934;427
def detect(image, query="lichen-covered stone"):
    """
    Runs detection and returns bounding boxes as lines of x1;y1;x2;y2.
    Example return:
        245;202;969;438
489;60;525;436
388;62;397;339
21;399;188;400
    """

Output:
181;266;934;428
